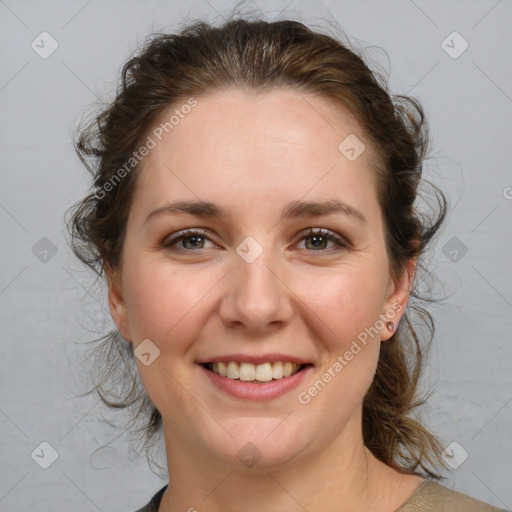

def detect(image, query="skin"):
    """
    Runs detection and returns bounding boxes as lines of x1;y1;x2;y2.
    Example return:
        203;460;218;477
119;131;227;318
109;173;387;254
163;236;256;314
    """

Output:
107;88;424;512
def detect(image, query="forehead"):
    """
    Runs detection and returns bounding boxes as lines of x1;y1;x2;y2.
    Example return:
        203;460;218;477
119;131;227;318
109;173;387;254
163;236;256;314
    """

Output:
130;88;380;223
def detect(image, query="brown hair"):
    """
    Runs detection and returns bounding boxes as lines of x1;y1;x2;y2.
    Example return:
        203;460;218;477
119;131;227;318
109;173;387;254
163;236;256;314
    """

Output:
67;15;448;478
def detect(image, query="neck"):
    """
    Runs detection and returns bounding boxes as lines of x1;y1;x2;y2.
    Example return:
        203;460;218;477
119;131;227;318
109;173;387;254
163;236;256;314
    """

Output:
158;416;408;512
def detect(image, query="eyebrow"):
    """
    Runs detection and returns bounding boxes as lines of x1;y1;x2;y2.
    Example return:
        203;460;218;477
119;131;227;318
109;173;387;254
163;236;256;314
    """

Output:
144;199;367;225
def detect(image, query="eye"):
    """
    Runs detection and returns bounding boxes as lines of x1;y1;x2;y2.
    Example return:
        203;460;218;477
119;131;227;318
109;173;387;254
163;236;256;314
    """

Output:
162;229;216;253
296;228;349;255
162;227;348;256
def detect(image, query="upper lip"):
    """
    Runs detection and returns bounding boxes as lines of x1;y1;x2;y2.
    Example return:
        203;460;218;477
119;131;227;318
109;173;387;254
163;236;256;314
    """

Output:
196;353;314;366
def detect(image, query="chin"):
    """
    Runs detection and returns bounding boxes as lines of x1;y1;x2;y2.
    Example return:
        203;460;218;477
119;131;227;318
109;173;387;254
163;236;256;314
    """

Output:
202;417;309;470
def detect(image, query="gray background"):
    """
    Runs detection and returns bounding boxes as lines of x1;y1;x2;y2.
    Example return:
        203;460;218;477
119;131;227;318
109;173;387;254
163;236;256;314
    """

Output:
1;0;511;510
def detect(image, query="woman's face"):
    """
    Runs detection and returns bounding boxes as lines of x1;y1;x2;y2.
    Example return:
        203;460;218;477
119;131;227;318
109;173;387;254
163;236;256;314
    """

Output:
108;88;411;470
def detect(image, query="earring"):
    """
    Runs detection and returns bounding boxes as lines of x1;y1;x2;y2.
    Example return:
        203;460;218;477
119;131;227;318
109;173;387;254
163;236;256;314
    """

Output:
386;321;395;332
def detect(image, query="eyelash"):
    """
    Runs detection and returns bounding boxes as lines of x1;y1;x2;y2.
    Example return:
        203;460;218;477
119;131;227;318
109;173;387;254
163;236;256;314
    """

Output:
162;228;349;256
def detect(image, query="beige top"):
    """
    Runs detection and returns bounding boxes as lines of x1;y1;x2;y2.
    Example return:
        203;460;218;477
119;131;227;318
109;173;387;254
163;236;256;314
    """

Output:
135;480;510;511
395;480;509;512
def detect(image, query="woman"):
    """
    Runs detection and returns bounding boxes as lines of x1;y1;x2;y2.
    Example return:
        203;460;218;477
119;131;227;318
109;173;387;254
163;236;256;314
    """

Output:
67;16;508;512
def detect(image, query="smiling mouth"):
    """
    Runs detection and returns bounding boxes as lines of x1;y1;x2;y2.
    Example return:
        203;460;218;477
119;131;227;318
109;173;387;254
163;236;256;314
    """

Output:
200;361;312;383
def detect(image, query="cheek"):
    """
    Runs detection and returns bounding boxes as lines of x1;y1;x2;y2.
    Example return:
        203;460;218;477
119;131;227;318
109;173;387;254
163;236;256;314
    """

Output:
123;259;212;345
307;269;386;406
123;257;388;344
301;264;388;339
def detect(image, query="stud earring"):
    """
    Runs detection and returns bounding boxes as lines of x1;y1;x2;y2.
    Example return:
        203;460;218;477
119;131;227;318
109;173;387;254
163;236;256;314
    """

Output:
386;321;395;332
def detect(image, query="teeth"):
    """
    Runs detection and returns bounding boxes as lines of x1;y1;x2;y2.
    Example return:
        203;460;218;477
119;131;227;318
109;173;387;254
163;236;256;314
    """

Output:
272;361;284;379
208;361;303;382
227;361;239;379
256;362;273;382
240;362;256;381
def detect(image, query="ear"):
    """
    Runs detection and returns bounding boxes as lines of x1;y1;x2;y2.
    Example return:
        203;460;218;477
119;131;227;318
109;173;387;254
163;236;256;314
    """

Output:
105;264;132;342
380;257;416;341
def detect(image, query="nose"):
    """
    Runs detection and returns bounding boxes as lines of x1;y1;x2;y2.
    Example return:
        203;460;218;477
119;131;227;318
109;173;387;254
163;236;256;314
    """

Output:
218;244;294;334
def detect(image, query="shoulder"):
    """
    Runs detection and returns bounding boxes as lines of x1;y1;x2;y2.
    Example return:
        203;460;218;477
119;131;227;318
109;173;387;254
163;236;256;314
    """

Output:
396;479;509;512
133;485;168;512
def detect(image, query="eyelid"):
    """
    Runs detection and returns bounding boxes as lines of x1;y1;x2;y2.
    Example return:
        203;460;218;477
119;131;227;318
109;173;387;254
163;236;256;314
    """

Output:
299;227;347;242
162;228;215;248
162;226;350;255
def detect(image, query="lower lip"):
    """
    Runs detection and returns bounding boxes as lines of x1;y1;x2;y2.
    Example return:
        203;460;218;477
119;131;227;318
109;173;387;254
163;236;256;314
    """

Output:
198;364;313;401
